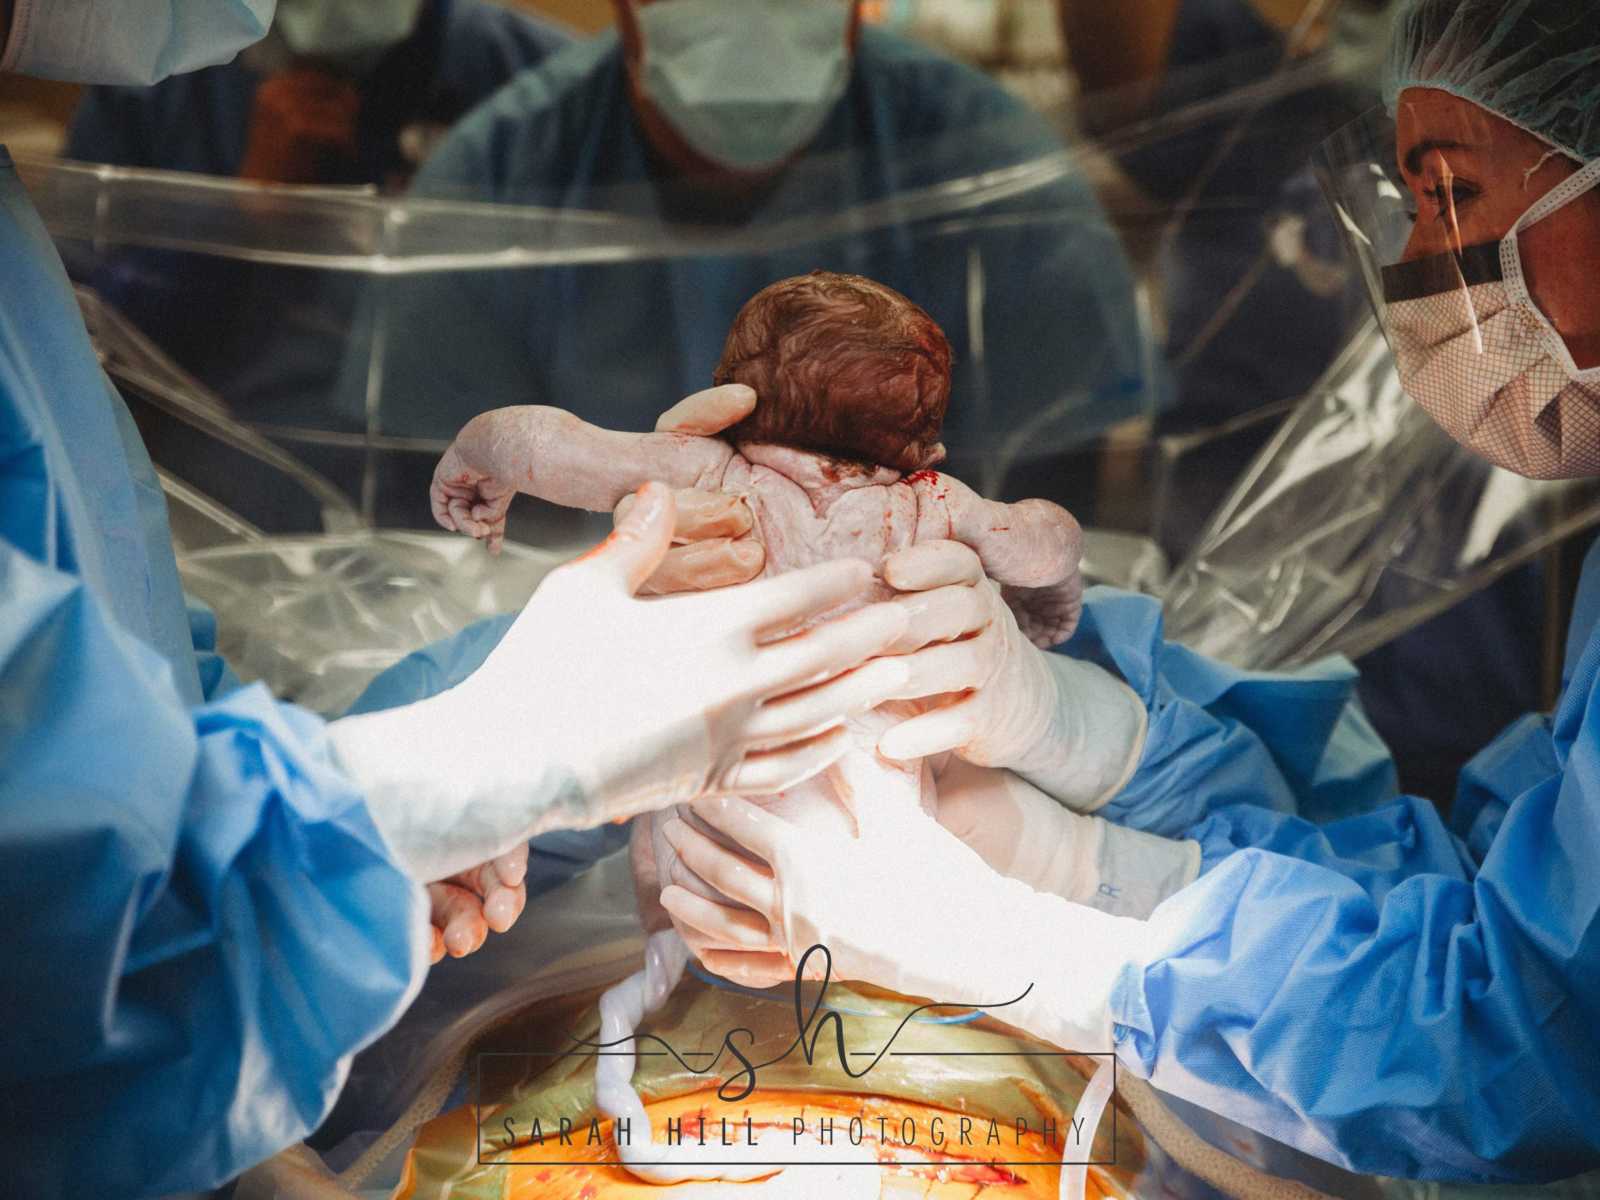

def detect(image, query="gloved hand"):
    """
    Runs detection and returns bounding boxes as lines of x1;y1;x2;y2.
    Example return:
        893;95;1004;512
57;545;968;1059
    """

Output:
637;383;771;592
932;759;1197;919
876;541;1148;812
427;844;528;962
330;483;912;884
659;793;1150;1054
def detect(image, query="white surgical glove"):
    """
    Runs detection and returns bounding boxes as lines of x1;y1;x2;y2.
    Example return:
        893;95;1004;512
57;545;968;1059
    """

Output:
660;793;1149;1055
330;483;912;884
933;760;1198;919
877;541;1148;812
639;384;768;592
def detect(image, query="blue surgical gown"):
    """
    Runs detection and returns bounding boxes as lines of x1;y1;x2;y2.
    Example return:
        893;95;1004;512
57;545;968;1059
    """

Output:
0;146;427;1197
1062;563;1600;1181
360;28;1146;533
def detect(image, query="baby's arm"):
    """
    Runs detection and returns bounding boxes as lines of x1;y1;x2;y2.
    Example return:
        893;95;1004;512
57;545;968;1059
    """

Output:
431;405;737;552
910;472;1084;647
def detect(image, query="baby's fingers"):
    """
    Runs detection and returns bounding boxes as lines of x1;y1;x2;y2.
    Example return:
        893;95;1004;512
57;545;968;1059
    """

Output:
428;882;489;958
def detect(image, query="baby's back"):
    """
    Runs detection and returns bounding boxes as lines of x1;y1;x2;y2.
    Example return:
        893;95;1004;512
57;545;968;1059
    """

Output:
721;443;960;593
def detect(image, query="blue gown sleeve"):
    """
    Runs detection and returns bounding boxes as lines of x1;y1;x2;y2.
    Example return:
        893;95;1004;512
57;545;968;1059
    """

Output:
187;594;246;701
1066;590;1600;1180
1060;587;1400;835
0;543;428;1198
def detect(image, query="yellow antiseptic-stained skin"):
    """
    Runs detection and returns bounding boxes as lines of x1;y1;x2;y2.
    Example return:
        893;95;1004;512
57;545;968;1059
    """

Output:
396;1088;1134;1199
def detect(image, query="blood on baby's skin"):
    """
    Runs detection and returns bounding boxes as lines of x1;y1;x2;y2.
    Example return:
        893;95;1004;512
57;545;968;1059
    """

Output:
903;469;941;486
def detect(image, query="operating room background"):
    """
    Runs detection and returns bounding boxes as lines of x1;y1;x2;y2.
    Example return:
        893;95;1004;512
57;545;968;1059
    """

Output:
4;0;1593;805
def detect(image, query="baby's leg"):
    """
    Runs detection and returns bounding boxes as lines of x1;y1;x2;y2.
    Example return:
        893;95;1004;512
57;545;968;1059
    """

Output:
910;473;1084;647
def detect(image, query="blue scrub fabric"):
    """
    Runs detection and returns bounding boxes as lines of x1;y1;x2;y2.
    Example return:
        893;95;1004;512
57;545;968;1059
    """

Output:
1062;559;1600;1182
0;146;428;1197
360;28;1146;530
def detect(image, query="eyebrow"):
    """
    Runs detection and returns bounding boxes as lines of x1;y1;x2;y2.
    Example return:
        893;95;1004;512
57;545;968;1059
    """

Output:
1403;138;1472;177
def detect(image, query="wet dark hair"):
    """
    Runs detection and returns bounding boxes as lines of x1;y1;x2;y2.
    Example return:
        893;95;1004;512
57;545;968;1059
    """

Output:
712;271;952;472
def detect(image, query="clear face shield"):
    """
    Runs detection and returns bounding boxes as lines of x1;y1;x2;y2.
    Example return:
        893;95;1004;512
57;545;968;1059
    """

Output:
1315;97;1600;479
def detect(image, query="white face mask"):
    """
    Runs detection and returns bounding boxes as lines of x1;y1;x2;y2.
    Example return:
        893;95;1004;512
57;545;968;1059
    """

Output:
1380;157;1600;480
0;0;275;86
274;0;425;60
636;0;852;173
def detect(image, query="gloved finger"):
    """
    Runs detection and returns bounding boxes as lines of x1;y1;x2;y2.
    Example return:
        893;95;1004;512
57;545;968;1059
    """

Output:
660;884;779;952
428;882;489;958
892;637;993;705
575;481;675;594
743;657;910;747
685;794;793;868
713;556;876;635
716;724;851;795
877;693;984;762
654;383;757;435
882;540;984;594
926;756;1006;845
674;490;754;540
483;881;526;934
447;856;527;933
640;538;766;595
449;852;520;902
699;950;800;990
661;818;777;915
614;487;753;541
888;582;992;655
492;844;528;889
753;601;909;696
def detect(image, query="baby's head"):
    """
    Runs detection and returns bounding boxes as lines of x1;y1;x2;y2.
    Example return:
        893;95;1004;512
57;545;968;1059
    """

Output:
712;271;951;472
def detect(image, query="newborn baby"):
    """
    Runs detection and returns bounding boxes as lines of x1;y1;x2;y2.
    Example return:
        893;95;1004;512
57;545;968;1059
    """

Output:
432;271;1083;646
432;271;1085;980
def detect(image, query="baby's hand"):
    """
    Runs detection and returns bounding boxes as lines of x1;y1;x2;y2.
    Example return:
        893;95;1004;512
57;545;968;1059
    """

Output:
431;411;521;555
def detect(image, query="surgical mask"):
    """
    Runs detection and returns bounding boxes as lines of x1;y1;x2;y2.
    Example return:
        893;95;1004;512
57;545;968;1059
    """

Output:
0;0;274;86
274;0;425;60
1378;157;1600;480
636;0;852;173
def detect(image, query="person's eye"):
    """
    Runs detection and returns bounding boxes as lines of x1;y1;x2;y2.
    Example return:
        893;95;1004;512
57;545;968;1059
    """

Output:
1428;181;1478;220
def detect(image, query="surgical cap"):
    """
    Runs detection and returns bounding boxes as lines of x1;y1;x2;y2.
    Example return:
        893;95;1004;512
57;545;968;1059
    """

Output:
1384;0;1600;164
